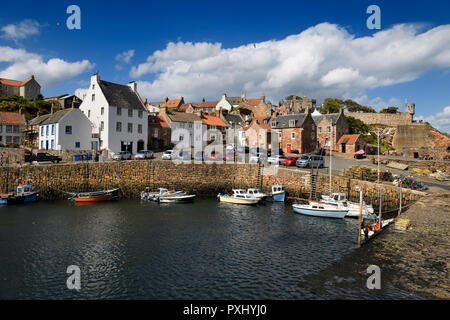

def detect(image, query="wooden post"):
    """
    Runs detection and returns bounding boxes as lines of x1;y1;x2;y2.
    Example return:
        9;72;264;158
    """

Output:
398;181;402;216
357;186;363;248
379;188;382;225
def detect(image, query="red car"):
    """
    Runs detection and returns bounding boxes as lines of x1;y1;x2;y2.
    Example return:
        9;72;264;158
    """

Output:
282;156;299;166
208;150;222;160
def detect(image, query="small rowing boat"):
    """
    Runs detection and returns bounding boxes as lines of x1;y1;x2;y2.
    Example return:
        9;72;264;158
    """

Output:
68;188;119;203
158;194;196;203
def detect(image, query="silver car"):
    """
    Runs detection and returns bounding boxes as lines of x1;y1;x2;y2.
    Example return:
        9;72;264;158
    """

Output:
112;151;131;160
296;155;324;168
162;150;174;160
135;150;154;160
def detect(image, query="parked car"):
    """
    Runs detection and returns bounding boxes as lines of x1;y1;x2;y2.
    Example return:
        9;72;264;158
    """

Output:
267;155;286;165
223;151;235;161
226;143;236;151
112;151;131;160
282;156;299;166
207;150;222;161
296;155;324;168
249;152;267;164
194;151;205;161
162;150;174;160
135;150;154;160
236;146;249;154
24;152;62;163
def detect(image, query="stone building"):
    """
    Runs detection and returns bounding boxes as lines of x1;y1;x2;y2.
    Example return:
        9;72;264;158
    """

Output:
276;95;316;114
0;111;25;145
148;115;171;149
312;109;349;150
345;103;415;126
336;134;365;154
44;94;82;109
0;75;41;100
270;110;317;154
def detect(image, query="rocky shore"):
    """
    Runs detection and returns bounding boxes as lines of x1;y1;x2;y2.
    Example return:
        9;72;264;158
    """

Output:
299;193;449;299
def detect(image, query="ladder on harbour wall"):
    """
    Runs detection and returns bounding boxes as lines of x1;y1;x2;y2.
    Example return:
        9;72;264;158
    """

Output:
256;163;264;189
310;173;318;200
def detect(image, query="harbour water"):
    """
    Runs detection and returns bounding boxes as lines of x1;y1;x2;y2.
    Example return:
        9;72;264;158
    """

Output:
0;199;425;299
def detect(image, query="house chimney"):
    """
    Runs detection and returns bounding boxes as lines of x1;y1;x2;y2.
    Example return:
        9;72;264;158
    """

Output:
31;75;35;80
128;81;137;92
202;97;205;102
91;72;100;84
260;94;265;103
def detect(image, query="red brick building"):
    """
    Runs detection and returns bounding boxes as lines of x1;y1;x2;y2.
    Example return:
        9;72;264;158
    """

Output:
336;134;365;154
312;109;349;151
148;115;171;149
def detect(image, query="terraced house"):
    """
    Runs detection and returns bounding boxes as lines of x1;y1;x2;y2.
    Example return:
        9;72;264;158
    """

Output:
79;73;148;156
0;111;25;145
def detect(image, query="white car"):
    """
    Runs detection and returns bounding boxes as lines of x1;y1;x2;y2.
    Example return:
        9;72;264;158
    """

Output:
112;151;131;160
226;143;236;151
267;155;286;165
162;150;174;160
135;150;154;160
249;152;267;163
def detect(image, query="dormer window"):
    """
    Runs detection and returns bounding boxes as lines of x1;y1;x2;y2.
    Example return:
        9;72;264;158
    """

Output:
289;119;296;127
271;121;277;128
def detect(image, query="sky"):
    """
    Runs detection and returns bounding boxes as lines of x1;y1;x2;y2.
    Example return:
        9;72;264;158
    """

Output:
0;0;450;132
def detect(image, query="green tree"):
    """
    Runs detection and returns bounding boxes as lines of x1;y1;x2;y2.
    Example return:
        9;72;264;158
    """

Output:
380;107;399;114
344;99;375;113
319;98;344;114
345;116;370;134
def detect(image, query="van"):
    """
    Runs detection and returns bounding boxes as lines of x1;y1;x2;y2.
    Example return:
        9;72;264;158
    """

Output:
296;155;324;168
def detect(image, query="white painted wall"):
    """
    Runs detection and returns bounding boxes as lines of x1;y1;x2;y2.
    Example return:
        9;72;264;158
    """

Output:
215;94;233;111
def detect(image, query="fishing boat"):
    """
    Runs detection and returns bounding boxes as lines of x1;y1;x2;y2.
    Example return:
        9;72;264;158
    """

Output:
141;188;184;201
361;218;394;242
292;202;348;218
68;188;119;203
0;185;39;205
158;194;196;203
246;188;268;200
267;185;285;202
321;192;375;218
217;189;261;205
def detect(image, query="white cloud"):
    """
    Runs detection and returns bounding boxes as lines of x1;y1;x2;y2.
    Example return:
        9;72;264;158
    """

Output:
75;88;89;100
129;23;450;103
352;95;404;112
1;19;41;40
116;49;135;64
0;46;94;89
416;106;450;133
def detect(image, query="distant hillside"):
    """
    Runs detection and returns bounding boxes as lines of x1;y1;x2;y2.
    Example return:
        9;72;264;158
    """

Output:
0;96;54;121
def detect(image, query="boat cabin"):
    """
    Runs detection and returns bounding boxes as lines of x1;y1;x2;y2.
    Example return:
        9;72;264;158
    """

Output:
331;193;347;202
17;185;33;196
247;188;262;196
157;188;169;194
271;185;284;194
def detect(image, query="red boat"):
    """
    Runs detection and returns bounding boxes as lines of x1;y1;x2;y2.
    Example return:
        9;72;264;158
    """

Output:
68;189;119;203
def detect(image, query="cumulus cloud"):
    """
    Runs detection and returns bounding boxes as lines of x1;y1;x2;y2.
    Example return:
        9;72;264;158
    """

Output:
416;106;450;133
116;49;135;64
1;19;41;40
129;23;450;103
0;46;94;89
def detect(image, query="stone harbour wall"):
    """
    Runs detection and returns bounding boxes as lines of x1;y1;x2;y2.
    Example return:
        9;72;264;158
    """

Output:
0;161;424;211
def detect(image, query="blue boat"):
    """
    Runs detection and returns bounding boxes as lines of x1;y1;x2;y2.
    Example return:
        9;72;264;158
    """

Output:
268;185;285;202
0;185;39;205
292;202;348;219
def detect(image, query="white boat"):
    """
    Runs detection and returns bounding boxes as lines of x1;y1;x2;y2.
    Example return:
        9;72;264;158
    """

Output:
361;218;394;240
158;194;196;203
218;189;261;205
321;192;375;218
141;188;184;201
292;202;348;218
267;185;286;202
246;188;268;200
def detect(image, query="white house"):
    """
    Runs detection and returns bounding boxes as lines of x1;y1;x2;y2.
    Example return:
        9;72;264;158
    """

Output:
215;94;234;112
38;108;94;150
78;73;149;156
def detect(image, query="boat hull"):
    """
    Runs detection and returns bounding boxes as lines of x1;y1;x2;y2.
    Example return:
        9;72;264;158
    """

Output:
292;204;348;218
218;195;260;205
74;194;113;202
269;192;285;202
158;195;196;203
1;192;39;205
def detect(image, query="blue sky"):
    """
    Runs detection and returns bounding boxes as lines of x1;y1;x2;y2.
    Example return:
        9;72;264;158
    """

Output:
1;0;450;132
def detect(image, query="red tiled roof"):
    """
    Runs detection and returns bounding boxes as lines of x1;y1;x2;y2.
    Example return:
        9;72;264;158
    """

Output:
0;111;25;125
202;115;228;127
337;134;361;145
246;99;261;106
148;116;169;128
0;78;30;87
192;101;218;108
177;103;192;112
166;99;181;108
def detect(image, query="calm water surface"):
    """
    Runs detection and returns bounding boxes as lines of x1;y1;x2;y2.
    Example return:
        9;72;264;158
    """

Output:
0;199;421;299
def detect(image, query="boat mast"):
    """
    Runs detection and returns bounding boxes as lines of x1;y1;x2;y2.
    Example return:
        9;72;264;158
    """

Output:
329;124;332;195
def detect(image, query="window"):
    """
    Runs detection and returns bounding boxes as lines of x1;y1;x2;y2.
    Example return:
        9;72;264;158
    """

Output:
138;110;143;118
271;121;277;128
75;142;80;148
138;124;142;134
116;122;122;132
180;123;185;128
92;94;95;102
51;139;54;150
291;132;296;139
6;136;12;144
153;128;158;138
188;123;192;128
0;125;2;133
327;126;331;133
46;125;49;136
179;135;184;141
92;84;95;90
13;136;19;144
65;126;72;134
100;121;104;131
41;140;43;149
6;125;12;133
13;125;19;133
40;126;43;136
128;108;133;117
117;107;122;116
88;110;91;118
318;127;322;134
128;123;132;133
101;107;104;115
51;124;55;135
289;120;296;127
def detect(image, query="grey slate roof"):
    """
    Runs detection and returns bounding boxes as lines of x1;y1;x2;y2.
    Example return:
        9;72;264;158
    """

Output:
312;113;340;125
99;80;145;111
167;111;202;123
224;114;243;126
271;114;307;129
29;114;51;126
41;109;72;125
